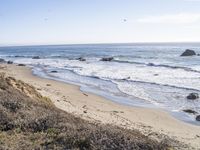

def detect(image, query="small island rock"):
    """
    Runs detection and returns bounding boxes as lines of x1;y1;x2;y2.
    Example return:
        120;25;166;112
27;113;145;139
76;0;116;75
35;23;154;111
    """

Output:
181;49;196;56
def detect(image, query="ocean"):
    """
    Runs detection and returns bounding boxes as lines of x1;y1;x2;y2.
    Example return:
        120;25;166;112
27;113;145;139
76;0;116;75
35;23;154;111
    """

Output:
1;43;200;124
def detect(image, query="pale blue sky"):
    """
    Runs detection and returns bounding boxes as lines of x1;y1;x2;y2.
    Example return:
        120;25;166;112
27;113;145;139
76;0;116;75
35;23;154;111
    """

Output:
1;0;200;46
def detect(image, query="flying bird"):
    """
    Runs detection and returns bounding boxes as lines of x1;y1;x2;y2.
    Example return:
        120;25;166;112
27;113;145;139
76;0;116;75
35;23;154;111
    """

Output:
123;19;127;22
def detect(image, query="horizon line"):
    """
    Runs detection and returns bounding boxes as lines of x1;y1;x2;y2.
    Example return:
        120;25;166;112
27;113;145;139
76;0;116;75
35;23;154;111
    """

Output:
1;41;200;48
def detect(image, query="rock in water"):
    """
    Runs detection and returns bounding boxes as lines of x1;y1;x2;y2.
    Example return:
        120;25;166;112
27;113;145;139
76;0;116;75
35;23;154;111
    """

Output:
147;63;155;66
51;71;58;73
196;115;200;121
77;57;86;61
183;109;198;114
7;61;13;64
187;93;199;100
32;56;40;59
100;57;114;61
181;49;196;56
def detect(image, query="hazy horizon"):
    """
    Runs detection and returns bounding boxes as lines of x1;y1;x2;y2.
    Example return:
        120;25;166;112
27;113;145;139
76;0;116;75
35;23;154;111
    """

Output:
1;0;200;46
2;41;200;48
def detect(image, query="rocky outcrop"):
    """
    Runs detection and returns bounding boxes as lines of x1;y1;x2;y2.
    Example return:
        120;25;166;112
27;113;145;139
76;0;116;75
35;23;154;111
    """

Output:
100;57;114;61
187;93;199;100
180;49;196;56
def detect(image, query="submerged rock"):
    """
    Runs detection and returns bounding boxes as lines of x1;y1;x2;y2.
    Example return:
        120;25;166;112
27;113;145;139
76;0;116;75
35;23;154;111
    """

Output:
147;63;155;66
32;56;40;59
7;61;13;64
187;93;199;100
15;55;21;58
196;115;200;121
77;57;86;61
122;77;131;80
183;109;198;114
51;71;58;73
180;49;196;56
100;57;113;61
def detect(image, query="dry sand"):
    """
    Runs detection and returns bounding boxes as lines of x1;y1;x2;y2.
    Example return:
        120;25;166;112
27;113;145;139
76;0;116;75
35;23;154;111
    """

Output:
1;64;200;149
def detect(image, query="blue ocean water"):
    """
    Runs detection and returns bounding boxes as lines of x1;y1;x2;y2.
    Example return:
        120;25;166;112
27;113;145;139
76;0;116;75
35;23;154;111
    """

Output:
1;43;200;124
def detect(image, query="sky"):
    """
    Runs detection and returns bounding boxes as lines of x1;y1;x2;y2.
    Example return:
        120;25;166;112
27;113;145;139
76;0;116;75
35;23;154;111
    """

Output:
1;0;200;46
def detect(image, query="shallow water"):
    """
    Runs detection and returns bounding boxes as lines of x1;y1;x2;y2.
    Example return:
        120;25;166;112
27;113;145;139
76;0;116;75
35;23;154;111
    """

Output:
1;43;200;124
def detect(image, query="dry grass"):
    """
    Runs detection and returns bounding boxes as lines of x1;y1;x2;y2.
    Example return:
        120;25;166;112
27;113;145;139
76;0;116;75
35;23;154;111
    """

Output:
0;73;178;150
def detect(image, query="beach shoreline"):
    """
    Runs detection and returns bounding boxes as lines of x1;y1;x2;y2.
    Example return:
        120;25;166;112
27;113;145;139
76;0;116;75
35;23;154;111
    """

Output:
1;63;200;148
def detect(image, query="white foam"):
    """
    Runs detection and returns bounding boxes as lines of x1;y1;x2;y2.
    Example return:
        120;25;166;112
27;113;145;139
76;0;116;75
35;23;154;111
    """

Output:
13;58;200;91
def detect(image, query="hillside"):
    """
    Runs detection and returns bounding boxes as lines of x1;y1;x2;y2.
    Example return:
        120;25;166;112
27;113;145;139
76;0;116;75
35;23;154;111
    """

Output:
0;73;175;150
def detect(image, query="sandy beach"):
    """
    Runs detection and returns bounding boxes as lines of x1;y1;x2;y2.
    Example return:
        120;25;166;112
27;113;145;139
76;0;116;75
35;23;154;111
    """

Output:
1;63;200;149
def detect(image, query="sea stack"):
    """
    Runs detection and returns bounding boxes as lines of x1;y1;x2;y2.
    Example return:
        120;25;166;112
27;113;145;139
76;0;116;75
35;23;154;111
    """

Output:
180;49;196;56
